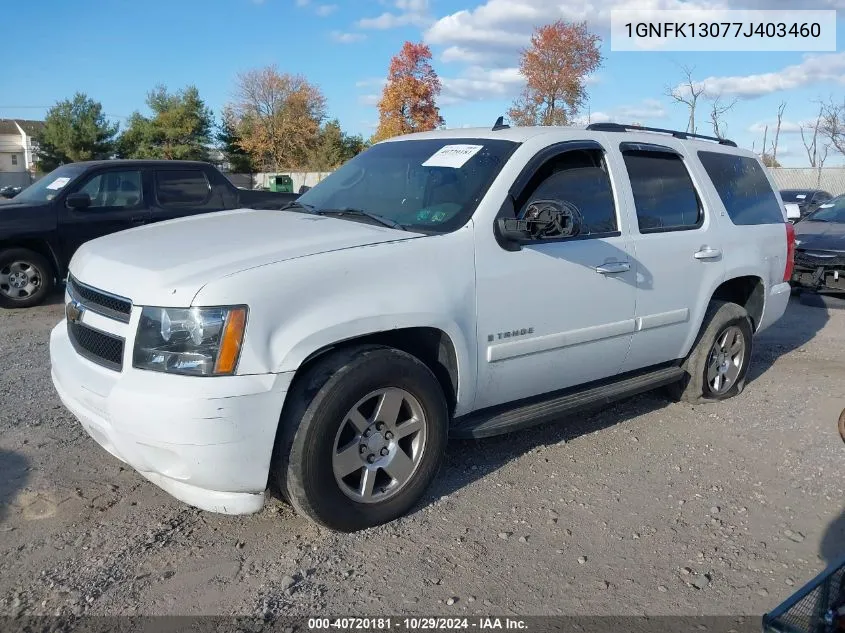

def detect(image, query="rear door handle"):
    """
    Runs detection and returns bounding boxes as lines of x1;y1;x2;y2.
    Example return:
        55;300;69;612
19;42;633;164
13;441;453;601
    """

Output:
595;261;631;274
694;247;722;260
130;216;148;225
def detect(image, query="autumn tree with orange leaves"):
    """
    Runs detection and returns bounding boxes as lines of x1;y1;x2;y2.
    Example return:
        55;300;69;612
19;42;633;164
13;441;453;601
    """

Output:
373;42;444;142
508;20;603;127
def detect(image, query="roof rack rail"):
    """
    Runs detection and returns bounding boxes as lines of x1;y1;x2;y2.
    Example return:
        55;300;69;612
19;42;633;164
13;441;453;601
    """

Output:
585;122;737;147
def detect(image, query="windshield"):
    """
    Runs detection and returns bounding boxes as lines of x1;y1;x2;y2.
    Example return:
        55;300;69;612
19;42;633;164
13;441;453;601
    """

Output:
13;164;88;204
296;137;519;233
780;190;813;203
805;197;845;223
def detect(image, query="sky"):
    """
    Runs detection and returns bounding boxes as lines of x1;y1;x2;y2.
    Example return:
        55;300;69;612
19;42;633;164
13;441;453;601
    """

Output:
2;0;845;167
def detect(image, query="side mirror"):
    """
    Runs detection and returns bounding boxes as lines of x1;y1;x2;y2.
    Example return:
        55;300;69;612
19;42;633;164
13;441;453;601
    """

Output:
66;192;91;209
495;199;582;249
298;185;311;194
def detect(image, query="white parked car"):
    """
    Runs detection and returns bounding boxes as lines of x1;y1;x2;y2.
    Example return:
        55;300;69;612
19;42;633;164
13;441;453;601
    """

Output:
49;122;794;532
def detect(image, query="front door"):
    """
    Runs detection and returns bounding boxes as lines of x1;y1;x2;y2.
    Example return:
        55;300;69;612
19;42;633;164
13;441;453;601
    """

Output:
59;168;151;263
473;141;638;411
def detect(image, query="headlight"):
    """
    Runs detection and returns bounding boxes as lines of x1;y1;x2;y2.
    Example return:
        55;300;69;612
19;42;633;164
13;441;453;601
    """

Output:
133;306;248;376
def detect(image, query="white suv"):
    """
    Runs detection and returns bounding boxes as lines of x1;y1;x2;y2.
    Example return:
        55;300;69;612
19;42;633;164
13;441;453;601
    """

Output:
49;122;795;532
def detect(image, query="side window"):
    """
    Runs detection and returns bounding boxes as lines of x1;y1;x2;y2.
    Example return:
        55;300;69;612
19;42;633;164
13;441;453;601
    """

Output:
813;192;831;204
622;150;702;233
155;170;211;207
75;171;142;209
697;151;783;225
11;154;18;166
517;149;618;237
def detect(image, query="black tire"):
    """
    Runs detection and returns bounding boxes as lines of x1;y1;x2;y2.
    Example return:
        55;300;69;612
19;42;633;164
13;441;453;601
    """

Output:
667;300;753;404
271;344;449;532
0;248;55;309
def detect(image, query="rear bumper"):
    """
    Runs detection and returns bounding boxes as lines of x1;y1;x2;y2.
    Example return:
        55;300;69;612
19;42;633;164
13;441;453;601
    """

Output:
50;321;293;514
757;282;791;332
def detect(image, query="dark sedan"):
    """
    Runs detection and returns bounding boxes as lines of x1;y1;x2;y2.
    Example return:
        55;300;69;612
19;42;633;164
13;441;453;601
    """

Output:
791;195;845;293
780;188;834;219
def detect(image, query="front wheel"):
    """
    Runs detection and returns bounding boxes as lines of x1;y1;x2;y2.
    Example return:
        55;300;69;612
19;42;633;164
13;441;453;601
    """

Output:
271;345;449;532
668;301;753;404
0;248;55;309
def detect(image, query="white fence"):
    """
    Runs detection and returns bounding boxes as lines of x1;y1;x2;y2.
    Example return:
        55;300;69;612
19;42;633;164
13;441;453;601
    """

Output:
767;168;845;195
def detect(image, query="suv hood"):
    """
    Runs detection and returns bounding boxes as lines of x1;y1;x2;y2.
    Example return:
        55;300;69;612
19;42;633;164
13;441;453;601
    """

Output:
70;208;422;306
795;220;845;252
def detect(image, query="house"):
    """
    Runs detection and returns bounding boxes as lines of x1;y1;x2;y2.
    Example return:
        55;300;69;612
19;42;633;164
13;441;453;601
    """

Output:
0;119;44;174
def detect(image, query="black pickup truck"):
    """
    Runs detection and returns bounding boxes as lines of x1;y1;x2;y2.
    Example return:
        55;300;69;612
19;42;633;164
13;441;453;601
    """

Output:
0;160;298;308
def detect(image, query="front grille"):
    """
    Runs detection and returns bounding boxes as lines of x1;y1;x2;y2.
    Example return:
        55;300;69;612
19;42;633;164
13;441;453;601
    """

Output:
68;320;125;371
794;249;845;269
67;275;132;323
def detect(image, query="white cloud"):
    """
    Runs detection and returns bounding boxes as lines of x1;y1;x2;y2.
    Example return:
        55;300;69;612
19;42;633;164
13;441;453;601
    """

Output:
360;94;381;106
331;30;367;43
747;120;808;134
687;53;845;99
440;66;524;105
572;99;668;125
358;0;431;29
355;77;387;89
295;0;309;6
315;3;337;16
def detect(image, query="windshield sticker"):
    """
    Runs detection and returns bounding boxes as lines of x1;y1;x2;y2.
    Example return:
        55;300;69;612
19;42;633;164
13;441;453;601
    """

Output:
423;144;484;169
795;194;807;199
819;203;834;208
45;177;71;190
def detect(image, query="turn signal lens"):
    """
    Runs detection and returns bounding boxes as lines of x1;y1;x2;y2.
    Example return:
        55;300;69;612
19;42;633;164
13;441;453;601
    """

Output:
214;307;247;375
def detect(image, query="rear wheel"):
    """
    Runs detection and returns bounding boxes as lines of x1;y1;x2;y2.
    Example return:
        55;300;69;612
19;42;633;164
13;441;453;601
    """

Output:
668;301;753;404
271;345;449;532
0;248;54;309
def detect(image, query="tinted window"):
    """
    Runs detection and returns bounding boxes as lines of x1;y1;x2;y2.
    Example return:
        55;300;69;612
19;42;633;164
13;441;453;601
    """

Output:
518;149;617;236
297;138;518;234
77;170;142;209
780;190;812;203
805;196;845;223
698;151;783;225
622;151;701;233
156;170;210;206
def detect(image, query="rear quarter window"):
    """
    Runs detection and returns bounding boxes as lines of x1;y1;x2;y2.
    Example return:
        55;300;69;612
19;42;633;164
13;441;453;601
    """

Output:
155;169;211;207
697;151;783;225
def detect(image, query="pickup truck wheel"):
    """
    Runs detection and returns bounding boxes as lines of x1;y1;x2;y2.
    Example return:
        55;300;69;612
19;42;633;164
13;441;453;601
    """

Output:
667;300;753;404
272;345;449;532
0;248;54;309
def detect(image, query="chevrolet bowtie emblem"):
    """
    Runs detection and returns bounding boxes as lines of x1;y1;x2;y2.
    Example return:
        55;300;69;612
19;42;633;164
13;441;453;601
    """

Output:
66;299;84;323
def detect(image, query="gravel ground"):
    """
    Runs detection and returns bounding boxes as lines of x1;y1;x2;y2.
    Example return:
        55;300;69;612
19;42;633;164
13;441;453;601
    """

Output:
1;294;843;619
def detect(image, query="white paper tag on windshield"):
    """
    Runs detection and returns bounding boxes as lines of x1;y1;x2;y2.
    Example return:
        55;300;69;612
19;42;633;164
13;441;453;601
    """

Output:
423;144;483;168
795;194;807;199
46;177;71;190
819;203;834;208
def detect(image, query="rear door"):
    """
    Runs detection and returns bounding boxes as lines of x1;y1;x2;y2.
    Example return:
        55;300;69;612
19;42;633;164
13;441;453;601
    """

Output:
58;167;151;262
607;141;727;373
151;168;226;222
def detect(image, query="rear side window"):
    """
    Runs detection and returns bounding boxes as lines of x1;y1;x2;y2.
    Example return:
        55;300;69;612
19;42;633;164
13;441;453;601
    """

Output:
697;151;783;225
622;151;702;233
155;170;210;206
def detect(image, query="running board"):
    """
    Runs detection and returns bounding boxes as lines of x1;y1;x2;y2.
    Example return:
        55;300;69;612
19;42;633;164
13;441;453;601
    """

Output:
450;365;685;439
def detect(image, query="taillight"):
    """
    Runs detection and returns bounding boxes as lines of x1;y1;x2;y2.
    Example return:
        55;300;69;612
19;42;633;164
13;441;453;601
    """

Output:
783;221;796;282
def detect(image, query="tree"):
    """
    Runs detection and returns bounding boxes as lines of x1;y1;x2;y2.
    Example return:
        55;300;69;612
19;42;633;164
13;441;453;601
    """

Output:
708;94;737;138
771;101;786;164
229;65;327;171
373;42;443;142
217;107;256;173
507;20;602;127
36;93;118;171
117;85;213;160
819;96;845;156
308;119;368;170
761;152;781;168
800;105;830;168
665;65;706;134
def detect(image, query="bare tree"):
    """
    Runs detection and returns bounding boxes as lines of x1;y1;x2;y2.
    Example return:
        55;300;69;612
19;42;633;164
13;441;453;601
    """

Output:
800;105;826;167
771;101;786;164
665;65;705;134
708;94;738;138
819;96;845;156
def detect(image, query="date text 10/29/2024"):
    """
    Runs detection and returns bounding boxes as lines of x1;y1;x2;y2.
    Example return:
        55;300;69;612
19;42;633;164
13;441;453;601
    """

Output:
308;618;529;631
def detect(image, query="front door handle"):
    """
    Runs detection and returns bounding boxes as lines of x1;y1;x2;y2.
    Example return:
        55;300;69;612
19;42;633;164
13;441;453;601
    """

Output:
129;216;148;226
595;261;631;274
694;247;722;260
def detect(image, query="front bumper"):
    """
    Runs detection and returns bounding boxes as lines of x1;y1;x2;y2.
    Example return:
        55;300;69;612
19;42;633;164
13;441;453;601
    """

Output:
792;250;845;291
50;321;293;514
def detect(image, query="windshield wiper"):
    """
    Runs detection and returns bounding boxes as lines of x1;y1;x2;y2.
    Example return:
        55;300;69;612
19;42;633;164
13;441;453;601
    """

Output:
278;200;316;213
315;208;407;231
